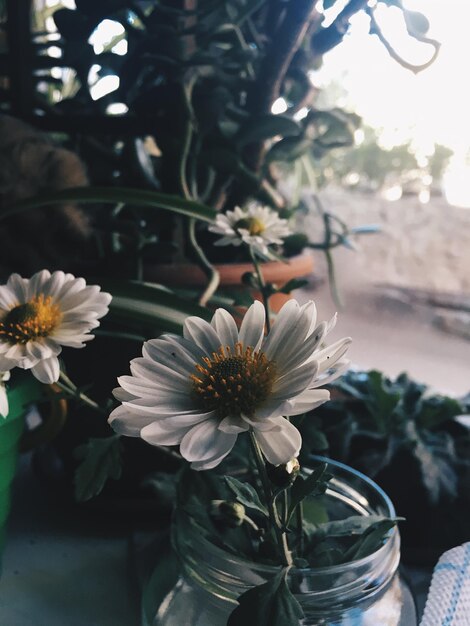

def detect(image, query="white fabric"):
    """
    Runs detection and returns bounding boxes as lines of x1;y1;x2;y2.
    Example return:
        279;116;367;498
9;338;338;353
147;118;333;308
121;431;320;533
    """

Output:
420;542;470;626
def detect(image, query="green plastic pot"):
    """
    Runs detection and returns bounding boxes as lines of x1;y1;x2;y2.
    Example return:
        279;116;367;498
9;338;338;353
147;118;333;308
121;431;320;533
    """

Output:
0;373;67;562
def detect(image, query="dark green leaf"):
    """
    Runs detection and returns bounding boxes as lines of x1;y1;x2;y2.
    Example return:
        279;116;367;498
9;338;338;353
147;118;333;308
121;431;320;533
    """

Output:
224;476;268;517
231;290;255;307
343;519;397;561
241;271;258;288
323;0;338;8
265;137;313;164
364;371;401;434
286;464;329;524
100;279;211;334
412;428;459;503
1;187;216;223
277;278;309;294
236;115;301;148
228;568;304;626
282;233;309;256
416;396;464;430
311;515;400;538
74;435;122;502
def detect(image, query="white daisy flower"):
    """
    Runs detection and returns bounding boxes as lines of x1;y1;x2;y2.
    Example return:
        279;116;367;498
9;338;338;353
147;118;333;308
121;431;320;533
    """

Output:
0;371;10;418
209;204;292;259
0;270;111;384
109;300;351;470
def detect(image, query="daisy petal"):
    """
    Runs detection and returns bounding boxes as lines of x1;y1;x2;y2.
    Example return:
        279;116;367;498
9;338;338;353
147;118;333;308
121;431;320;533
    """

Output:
31;356;60;384
273;360;319;399
0;286;18;310
183;317;222;354
0;384;9;417
239;301;265;351
180;418;237;462
241;414;283;431
141;421;193;446
7;274;29;302
211;309;239;349
254;417;302;465
282;389;330;415
262;300;303;361
190;448;233;471
108;405;154;436
219;415;250;434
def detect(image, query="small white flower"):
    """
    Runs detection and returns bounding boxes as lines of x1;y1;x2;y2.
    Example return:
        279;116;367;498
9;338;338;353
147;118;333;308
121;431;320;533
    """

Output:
209;204;292;259
0;270;111;384
109;300;351;470
0;371;10;418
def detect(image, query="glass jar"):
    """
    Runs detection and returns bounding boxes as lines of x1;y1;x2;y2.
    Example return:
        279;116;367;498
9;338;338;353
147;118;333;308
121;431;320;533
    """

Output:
151;458;416;626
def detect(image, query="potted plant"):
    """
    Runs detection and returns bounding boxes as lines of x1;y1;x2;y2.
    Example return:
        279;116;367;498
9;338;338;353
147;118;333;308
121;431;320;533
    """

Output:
300;369;470;565
100;260;425;625
7;0;439;307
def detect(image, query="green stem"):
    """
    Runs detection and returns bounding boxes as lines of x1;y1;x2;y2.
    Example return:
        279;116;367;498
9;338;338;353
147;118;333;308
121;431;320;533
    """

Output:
249;431;292;567
296;500;304;556
58;372;106;415
178;73;220;308
187;218;220;306
249;248;271;332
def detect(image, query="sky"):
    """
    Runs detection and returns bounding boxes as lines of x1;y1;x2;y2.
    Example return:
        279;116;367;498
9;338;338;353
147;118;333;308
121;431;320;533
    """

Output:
313;0;470;205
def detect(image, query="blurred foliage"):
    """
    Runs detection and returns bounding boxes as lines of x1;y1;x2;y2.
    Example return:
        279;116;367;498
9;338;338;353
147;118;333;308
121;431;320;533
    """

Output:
9;0;438;273
316;125;453;194
299;369;470;562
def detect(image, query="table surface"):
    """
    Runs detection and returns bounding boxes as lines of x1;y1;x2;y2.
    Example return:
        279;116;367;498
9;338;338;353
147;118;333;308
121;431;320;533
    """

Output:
0;455;433;626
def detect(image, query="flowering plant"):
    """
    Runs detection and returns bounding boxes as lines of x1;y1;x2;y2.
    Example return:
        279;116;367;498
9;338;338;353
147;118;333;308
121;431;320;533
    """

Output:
105;251;404;625
0;253;400;625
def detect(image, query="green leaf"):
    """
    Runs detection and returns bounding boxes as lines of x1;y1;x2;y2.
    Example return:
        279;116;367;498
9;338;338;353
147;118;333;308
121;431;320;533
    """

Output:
282;233;309;256
201;149;260;190
343;519;397;561
236;115;301;148
227;568;304;626
311;515;400;539
277;278;309;294
323;0;338;8
1;187;216;223
364;370;401;434
224;476;269;517
412;427;460;503
265;137;313;164
231;290;255;307
100;279;211;334
286;464;329;525
74;435;123;502
416;396;464;430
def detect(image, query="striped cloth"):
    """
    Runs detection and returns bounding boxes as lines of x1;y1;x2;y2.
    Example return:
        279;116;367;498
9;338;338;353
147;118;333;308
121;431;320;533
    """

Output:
420;542;470;626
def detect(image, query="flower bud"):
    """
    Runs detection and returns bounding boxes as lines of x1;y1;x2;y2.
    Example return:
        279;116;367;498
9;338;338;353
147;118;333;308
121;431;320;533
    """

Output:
210;500;246;528
267;457;301;488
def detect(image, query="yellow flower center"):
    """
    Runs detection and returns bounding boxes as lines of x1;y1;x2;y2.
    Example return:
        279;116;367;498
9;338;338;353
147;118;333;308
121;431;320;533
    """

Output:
191;342;277;418
0;295;63;344
235;217;265;236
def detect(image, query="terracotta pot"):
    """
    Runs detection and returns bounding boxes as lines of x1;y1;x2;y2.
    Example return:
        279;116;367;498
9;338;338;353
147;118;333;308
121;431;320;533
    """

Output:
144;252;314;313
